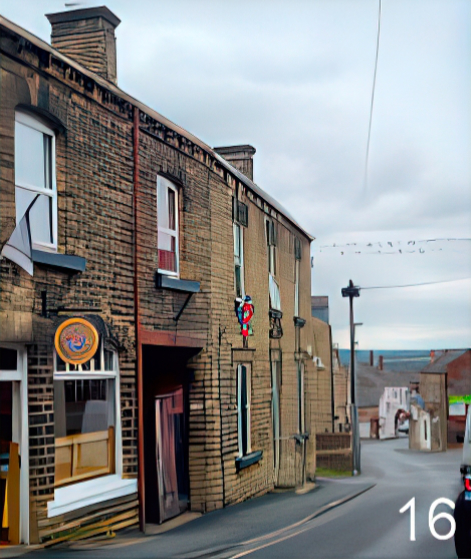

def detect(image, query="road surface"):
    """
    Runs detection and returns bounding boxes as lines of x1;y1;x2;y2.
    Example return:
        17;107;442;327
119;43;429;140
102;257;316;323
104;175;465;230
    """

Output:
26;437;462;559
231;437;462;559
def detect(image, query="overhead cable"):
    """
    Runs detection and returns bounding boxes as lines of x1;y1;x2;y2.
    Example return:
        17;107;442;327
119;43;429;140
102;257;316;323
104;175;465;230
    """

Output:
361;277;471;290
363;0;382;195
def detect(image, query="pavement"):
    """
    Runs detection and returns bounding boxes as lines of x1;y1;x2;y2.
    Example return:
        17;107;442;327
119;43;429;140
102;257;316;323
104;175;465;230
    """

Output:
4;473;375;559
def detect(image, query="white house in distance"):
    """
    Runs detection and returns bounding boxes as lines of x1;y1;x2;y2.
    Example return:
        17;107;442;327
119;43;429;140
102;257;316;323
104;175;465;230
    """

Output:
379;387;410;439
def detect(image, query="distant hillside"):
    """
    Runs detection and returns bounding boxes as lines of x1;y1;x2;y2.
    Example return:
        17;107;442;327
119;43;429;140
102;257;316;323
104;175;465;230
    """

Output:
339;349;430;373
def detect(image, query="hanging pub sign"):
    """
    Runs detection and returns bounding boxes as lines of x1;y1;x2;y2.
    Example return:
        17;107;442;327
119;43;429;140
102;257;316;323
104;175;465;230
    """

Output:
54;318;99;365
235;295;254;337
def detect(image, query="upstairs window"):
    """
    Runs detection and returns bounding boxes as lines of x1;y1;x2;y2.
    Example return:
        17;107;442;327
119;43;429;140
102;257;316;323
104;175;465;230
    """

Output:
233;197;248;298
15;112;57;251
266;219;281;312
233;197;249;227
234;223;244;298
157;176;179;276
266;219;277;276
269;274;281;312
294;236;302;316
294;260;300;317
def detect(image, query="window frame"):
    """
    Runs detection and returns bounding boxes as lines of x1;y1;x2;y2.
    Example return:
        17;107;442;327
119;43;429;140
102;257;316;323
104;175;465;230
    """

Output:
298;361;305;434
15;111;57;253
52;347;123;488
265;218;277;277
233;222;245;298
270;350;282;472
237;363;252;457
294;259;300;318
157;175;180;277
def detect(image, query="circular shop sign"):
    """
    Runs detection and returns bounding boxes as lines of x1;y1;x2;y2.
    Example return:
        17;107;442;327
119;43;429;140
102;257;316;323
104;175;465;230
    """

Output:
55;318;99;365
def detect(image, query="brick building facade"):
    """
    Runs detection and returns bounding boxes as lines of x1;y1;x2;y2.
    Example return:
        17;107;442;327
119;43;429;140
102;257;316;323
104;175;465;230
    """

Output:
0;6;318;546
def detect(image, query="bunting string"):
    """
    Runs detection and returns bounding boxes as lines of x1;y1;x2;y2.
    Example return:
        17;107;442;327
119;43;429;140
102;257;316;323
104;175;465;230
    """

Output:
317;238;471;255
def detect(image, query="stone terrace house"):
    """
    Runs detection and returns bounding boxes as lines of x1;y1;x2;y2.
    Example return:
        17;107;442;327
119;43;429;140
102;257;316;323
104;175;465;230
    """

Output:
419;349;471;448
0;6;317;546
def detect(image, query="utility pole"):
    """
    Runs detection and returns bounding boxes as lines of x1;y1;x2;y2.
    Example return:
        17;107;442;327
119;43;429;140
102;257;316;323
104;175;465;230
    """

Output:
341;280;361;475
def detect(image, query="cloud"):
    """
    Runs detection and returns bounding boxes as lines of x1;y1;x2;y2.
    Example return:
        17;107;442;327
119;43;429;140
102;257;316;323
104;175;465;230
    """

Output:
2;0;470;349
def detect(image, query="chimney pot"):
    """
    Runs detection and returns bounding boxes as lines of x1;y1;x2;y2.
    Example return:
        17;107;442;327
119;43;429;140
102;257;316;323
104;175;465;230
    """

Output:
214;145;256;182
46;6;121;84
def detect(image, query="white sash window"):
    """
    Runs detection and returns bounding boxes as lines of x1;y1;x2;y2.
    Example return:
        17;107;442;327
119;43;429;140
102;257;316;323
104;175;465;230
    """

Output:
15;112;57;252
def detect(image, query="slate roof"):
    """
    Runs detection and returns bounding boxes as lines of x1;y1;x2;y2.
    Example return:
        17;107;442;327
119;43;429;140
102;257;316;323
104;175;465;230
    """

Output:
356;362;420;408
420;349;469;374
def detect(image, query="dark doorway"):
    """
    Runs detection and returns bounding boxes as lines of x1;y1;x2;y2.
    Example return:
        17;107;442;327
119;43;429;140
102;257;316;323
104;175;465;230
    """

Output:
142;346;197;525
155;389;186;522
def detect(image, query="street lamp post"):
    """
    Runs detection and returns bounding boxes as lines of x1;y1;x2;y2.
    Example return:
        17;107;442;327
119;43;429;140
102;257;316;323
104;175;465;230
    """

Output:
341;280;361;475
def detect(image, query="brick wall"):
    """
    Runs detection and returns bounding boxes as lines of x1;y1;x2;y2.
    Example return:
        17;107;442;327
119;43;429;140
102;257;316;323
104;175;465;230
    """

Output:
316;433;352;472
1;31;138;542
0;17;322;541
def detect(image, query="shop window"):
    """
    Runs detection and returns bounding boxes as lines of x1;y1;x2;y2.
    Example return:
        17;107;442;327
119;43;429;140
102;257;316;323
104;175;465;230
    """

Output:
237;364;251;457
14;111;57;251
157;176;179;276
53;347;118;487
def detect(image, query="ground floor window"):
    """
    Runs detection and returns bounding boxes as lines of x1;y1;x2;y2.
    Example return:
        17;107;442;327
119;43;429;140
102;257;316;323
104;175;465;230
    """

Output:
298;361;305;434
237;364;251;457
270;350;281;471
53;347;118;487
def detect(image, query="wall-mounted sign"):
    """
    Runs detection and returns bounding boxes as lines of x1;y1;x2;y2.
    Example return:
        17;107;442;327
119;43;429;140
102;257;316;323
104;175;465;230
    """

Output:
54;318;99;365
235;296;254;337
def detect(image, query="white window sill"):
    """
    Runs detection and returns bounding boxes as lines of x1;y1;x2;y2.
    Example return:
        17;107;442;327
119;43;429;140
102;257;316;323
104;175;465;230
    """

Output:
157;269;180;278
32;243;57;253
47;474;137;518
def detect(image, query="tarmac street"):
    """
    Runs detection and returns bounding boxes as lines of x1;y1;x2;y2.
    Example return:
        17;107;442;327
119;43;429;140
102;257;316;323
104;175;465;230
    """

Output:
15;438;463;559
237;438;463;559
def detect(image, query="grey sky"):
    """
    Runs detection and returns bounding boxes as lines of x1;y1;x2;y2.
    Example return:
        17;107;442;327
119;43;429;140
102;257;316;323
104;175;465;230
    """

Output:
2;0;470;349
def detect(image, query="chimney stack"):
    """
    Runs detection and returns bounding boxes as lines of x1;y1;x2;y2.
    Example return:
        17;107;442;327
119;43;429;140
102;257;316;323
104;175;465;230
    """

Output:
46;6;121;84
214;145;256;182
